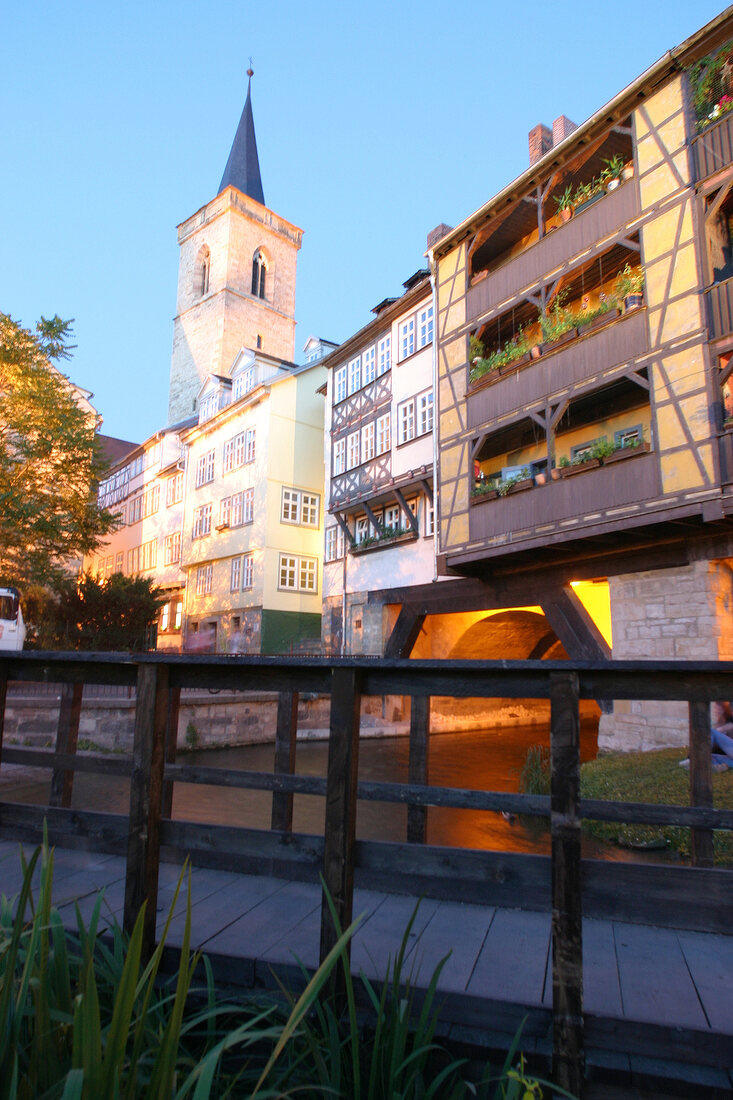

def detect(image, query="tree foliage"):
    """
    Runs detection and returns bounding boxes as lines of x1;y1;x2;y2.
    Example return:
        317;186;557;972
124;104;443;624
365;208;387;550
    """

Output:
0;313;116;588
30;572;165;652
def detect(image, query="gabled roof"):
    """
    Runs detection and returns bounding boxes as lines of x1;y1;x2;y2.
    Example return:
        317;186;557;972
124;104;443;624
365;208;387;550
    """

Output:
218;70;265;205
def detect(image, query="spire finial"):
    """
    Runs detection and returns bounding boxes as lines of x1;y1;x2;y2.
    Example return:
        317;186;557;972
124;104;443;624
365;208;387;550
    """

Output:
247;58;254;79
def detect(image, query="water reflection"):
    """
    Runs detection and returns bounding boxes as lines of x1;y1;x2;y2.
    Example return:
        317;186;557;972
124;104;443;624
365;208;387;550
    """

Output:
2;725;605;856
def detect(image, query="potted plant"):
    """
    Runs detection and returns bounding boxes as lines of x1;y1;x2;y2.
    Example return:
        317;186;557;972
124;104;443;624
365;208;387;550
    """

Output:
553;184;575;223
622;159;635;182
614;263;645;312
575;295;621;335
540;296;576;350
601;154;625;192
573;177;603;213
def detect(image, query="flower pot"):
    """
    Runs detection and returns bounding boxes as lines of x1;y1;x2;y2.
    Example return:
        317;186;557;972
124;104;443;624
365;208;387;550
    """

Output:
606;177;621;192
574;192;604;214
560;207;573;223
621;163;635;181
530;344;542;360
559;457;601;477
550;467;562;481
544;328;577;352
602;441;651;464
471;486;499;502
534;471;548;486
505;477;534;495
623;293;644;312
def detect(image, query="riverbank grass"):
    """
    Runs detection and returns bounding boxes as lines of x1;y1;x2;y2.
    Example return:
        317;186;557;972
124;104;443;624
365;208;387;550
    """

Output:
581;747;733;861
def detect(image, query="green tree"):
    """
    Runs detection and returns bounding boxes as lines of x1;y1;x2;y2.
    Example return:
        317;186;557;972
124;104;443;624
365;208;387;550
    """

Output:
0;314;117;588
36;572;165;651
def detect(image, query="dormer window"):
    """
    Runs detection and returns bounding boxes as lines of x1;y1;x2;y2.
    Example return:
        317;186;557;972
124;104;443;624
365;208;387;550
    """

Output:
252;249;267;299
233;365;256;401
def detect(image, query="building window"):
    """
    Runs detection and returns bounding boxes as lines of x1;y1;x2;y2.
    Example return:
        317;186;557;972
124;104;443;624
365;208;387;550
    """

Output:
251;249;266;299
196;449;215;487
142;485;159;518
219;497;231;527
384;503;401;531
223;428;255;472
230;556;241;592
279;554;317;592
325;526;345;562
398;400;416;444
333;438;346;475
105;555;114;577
571;437;603;462
193;503;212;538
334;365;347;403
196;564;213;596
115;551;124;573
376;412;391;455
233;366;256;401
346;431;360;470
173;600;183;630
141;539;157;571
160;603;170;631
281;487;320;526
128;494;142;525
425;499;434;536
361;421;375;462
348;356;361;395
377;335;391;376
399;318;415;361
614;424;643;448
196;247;210;297
164;532;181;564
244;427;256;463
418;391;434;435
418;305;434;348
166;472;183;506
363;345;376;384
355;515;368;543
242;553;253;588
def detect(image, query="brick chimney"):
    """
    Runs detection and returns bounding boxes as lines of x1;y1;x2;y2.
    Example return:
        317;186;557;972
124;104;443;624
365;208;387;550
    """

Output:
553;115;578;146
427;223;453;250
529;123;552;166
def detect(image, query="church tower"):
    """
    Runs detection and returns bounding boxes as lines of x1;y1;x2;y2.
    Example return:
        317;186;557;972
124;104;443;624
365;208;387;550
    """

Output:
167;71;303;424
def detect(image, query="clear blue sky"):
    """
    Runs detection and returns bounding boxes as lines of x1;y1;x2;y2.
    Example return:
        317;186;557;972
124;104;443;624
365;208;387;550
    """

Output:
2;1;726;443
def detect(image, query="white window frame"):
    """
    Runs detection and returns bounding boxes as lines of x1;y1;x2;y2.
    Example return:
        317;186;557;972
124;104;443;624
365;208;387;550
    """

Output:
399;318;415;361
244;427;256;463
362;345;376;384
346;431;360;470
418;390;434;435
242;553;254;589
278;553;318;592
196;564;213;596
361;422;375;462
196;449;215;488
193;503;212;539
376;412;391;455
418;305;434;348
166;472;183;507
398;400;416;445
164;532;181;564
333;438;346;475
325;526;346;562
334;365;347;403
377;334;391;376
115;551;124;573
384;503;401;531
230;556;241;592
243;487;254;524
348;356;361;395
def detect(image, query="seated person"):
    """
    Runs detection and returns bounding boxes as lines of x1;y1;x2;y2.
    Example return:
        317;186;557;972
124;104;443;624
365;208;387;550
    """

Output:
711;701;733;769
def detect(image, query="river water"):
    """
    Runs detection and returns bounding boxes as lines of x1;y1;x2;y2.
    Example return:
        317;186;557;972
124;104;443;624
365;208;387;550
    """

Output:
0;723;624;857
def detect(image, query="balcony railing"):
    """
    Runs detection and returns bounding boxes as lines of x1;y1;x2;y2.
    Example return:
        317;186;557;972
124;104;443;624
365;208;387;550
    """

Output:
692;112;733;183
466;180;640;325
467;307;648;431
705;276;733;341
467;449;659;555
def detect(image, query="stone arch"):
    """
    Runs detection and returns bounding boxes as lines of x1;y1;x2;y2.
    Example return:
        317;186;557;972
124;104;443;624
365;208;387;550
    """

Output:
194;245;210;297
447;610;568;660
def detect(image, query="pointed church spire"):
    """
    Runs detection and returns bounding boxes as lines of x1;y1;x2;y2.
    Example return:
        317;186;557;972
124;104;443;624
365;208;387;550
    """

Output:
218;67;265;205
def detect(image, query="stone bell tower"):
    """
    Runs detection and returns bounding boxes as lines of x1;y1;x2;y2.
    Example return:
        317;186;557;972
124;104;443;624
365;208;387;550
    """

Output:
167;70;303;424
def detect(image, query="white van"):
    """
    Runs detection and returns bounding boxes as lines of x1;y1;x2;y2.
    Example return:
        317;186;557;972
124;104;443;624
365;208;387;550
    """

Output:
0;587;26;651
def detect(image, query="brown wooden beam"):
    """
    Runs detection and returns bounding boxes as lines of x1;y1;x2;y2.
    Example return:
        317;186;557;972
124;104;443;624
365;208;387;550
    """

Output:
162;686;181;819
541;585;611;661
271;692;299;833
393;487;419;535
689;700;714;868
50;682;83;808
384;605;426;658
125;662;168;959
0;674;8;768
407;695;430;844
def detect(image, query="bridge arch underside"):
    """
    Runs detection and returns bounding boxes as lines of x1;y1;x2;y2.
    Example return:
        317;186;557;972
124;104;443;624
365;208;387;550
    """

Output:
412;609;599;732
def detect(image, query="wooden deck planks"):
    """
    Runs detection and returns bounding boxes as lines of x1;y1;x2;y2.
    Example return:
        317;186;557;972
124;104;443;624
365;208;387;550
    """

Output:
613;921;708;1029
467;908;551;1006
411;899;496;993
574;917;623;1017
677;928;733;1033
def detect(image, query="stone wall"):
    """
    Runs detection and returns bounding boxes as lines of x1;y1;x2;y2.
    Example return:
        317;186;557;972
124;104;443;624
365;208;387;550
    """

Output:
598;558;733;751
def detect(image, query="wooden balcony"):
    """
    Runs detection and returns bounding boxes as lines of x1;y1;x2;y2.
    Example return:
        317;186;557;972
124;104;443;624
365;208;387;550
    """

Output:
704;276;733;341
467;449;659;556
466;180;640;325
467;307;648;431
692;112;733;183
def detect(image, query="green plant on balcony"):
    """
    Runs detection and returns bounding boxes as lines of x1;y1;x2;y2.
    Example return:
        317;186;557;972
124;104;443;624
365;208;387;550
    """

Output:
553;184;575;220
574;294;620;328
469;328;530;382
572;176;604;209
600;154;625;189
497;466;531;495
614;263;645;310
539;294;575;345
688;39;733;130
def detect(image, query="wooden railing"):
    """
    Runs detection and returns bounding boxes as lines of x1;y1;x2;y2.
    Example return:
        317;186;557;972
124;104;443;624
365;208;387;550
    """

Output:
692;112;733;182
705;275;733;341
1;651;733;1098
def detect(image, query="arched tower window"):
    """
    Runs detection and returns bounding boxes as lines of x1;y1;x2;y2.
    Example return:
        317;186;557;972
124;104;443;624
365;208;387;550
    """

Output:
251;249;267;299
195;246;210;297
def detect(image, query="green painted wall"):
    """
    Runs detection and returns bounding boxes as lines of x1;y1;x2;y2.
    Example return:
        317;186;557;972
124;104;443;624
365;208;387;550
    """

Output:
260;609;322;654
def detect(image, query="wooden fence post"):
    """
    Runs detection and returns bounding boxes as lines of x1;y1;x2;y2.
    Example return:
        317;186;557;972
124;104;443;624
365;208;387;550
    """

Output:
50;682;83;808
407;694;430;844
271;691;299;832
124;662;169;959
550;670;584;1098
162;686;181;819
320;668;361;994
0;675;6;765
689;700;714;868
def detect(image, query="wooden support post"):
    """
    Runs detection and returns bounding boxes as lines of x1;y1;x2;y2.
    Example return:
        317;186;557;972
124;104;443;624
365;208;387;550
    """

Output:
320;668;361;995
162;686;181;820
124;662;169;959
271;691;299;832
0;675;6;766
50;682;83;808
689;700;714;869
407;695;429;844
550;670;584;1099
